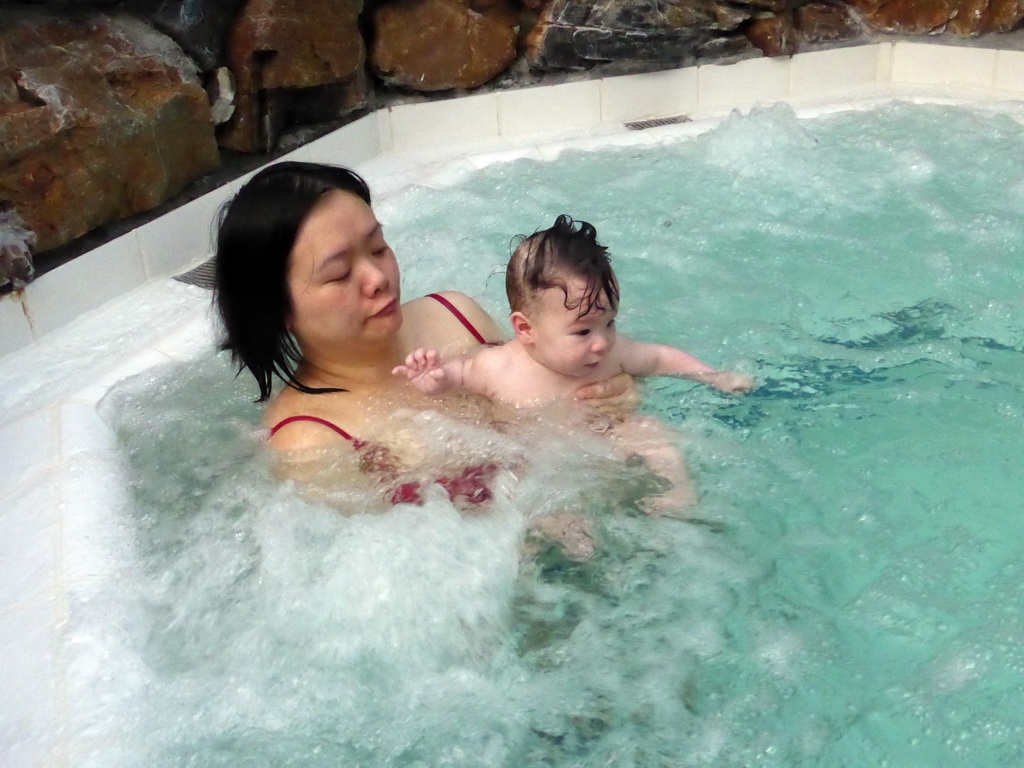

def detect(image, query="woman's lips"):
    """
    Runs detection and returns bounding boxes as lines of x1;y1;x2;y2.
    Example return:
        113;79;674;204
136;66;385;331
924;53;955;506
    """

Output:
369;298;398;319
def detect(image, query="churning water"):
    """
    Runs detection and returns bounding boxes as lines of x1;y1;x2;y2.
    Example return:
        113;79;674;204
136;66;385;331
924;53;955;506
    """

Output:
96;102;1024;766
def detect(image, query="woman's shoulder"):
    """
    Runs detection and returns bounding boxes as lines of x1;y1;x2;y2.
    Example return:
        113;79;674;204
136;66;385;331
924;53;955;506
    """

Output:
264;389;359;451
404;291;506;349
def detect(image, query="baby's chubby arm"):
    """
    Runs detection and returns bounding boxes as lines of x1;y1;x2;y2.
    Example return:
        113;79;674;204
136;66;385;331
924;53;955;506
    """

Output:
392;348;467;395
393;347;501;398
615;337;756;394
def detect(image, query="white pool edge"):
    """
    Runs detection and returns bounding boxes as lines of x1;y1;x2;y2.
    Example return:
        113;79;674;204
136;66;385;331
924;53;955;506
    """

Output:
3;39;1024;767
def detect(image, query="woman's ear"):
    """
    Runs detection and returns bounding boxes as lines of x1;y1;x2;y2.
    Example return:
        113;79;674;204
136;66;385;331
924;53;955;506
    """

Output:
510;311;534;344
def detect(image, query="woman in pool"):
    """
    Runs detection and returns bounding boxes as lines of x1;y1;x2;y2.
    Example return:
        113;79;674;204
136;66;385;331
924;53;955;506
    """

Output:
214;162;632;506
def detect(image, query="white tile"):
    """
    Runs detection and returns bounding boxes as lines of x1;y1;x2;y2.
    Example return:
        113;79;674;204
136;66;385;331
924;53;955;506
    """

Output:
147;309;219;361
360;153;449;200
389;93;500;151
59;402;117;460
698;56;791;112
418;158;479;189
0;597;62;768
57;456;134;584
600;67;699;123
23;232;147;340
376;107;395;154
0;293;35;358
300;113;384;170
63;586;149;758
876;42;894;84
496;79;602;138
790;45;884;98
994;49;1024;93
891;42;996;89
71;348;173;407
0;481;58;609
136;186;230;280
0;407;55;486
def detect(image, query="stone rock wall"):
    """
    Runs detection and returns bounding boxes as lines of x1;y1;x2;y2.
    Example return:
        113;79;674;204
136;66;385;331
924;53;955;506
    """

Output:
0;11;220;261
2;0;1024;292
219;0;366;153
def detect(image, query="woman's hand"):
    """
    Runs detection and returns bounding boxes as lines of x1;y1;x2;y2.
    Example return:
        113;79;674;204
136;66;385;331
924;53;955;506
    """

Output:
574;372;639;421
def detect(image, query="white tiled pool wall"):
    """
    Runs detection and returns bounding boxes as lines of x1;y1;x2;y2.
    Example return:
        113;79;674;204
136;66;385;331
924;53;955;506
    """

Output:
2;40;1024;765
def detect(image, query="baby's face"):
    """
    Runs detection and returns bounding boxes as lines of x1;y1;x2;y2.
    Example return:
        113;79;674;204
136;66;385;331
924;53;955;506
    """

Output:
527;276;618;378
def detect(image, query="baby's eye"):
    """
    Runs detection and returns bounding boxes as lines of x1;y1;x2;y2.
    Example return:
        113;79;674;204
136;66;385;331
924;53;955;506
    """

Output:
576;329;591;336
607;318;616;328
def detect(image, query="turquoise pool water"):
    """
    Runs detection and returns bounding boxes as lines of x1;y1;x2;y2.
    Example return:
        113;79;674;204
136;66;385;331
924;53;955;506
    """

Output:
100;102;1024;766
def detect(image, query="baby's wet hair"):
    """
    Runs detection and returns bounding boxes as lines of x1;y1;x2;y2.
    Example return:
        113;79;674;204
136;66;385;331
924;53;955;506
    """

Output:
506;215;620;317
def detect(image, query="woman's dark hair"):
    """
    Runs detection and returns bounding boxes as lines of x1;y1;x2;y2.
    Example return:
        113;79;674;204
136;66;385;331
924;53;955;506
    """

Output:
506;214;620;318
214;162;372;402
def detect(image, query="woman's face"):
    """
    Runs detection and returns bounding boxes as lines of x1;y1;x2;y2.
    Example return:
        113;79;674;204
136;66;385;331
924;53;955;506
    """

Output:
286;190;402;358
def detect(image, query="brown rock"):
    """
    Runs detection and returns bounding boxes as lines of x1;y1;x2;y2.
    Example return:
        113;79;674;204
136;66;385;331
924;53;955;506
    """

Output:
746;15;799;56
981;0;1024;31
369;0;519;91
847;0;1023;34
0;12;219;257
795;3;862;42
947;0;989;32
219;0;367;153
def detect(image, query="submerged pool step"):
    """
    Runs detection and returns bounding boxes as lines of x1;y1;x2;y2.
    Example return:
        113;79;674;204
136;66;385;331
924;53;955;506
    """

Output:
173;258;216;289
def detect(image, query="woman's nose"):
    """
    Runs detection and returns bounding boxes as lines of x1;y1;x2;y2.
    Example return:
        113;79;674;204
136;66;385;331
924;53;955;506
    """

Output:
361;259;389;293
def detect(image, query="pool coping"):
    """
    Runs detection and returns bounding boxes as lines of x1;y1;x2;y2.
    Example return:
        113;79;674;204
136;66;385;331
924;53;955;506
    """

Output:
3;38;1024;767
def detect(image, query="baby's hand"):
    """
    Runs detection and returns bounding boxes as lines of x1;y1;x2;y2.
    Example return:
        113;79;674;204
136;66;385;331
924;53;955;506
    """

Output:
392;348;451;395
707;370;756;394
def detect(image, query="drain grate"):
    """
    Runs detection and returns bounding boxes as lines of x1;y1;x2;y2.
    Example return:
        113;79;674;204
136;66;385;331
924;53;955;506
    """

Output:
624;115;691;131
173;258;216;289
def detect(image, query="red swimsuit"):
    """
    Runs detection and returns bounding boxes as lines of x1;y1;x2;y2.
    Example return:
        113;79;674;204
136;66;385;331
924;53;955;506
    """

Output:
270;294;498;505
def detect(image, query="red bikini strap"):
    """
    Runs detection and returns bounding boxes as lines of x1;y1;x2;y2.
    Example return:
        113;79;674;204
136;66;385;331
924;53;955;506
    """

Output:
269;415;364;447
426;292;488;345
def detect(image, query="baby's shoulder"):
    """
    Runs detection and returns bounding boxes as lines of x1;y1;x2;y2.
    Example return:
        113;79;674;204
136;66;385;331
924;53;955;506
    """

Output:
467;341;513;373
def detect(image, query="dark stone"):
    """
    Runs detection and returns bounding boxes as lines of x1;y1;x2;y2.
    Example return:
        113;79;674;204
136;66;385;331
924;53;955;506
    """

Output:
527;0;757;69
0;206;36;294
152;0;248;72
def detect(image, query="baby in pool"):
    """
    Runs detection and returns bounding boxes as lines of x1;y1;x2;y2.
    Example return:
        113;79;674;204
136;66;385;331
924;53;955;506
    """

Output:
394;214;755;515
